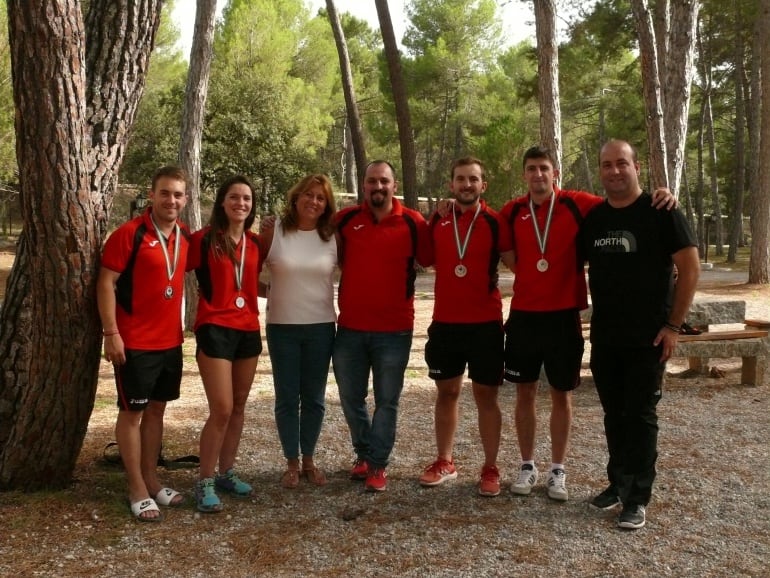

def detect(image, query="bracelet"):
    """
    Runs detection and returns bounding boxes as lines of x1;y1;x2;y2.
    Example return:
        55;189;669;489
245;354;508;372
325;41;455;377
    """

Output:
663;322;681;333
102;329;120;336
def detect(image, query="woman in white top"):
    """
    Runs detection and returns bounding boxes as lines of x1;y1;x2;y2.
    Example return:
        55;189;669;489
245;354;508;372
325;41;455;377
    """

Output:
260;174;338;488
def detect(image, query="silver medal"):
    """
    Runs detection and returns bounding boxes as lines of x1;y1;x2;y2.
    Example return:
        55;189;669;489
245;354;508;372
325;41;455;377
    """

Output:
235;296;245;309
164;285;174;299
455;264;467;277
529;194;556;276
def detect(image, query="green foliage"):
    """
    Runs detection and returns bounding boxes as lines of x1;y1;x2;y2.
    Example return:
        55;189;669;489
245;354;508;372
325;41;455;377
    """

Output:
395;0;505;197
119;0;187;186
203;0;338;210
0;0;16;184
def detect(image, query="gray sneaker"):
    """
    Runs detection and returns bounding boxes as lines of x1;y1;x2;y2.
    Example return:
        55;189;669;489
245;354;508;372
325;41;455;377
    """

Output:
546;468;568;501
618;504;646;529
511;464;538;495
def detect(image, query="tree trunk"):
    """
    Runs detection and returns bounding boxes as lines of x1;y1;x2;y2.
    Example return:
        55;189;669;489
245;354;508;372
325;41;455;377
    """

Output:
749;0;770;283
375;0;417;208
630;0;668;189
326;0;367;192
179;0;216;330
695;77;706;257
0;0;162;490
534;0;561;172
727;19;745;263
662;0;699;196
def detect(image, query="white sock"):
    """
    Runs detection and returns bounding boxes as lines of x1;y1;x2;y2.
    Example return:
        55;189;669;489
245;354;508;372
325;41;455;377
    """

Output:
550;463;564;472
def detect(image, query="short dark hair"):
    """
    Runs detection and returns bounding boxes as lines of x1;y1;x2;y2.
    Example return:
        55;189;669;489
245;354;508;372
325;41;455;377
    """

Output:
450;156;486;180
522;146;557;169
365;160;397;179
151;166;188;191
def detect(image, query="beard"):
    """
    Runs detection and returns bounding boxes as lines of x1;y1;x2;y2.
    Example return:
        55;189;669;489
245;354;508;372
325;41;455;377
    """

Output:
456;192;480;206
368;190;387;208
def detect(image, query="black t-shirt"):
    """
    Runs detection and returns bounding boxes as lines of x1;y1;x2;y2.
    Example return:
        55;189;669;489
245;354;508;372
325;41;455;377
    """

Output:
579;192;697;347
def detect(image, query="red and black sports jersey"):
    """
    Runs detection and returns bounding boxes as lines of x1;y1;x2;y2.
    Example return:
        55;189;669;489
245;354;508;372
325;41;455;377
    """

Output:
101;209;190;350
335;199;431;332
187;227;262;332
430;201;511;323
499;187;602;312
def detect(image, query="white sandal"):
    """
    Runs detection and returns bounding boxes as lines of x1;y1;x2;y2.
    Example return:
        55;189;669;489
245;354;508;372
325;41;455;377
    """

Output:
155;487;184;506
130;498;163;522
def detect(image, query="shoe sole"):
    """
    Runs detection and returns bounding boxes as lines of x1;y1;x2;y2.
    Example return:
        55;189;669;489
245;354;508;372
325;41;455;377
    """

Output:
547;490;568;501
419;472;458;487
365;484;387;492
618;519;645;529
478;485;501;497
511;485;534;496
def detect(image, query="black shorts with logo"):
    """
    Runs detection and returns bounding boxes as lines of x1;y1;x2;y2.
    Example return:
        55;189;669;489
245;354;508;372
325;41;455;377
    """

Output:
504;309;584;391
195;323;262;361
115;346;183;411
424;320;504;386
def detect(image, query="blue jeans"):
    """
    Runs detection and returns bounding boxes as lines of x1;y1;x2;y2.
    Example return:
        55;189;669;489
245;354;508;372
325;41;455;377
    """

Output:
267;322;336;460
332;327;413;469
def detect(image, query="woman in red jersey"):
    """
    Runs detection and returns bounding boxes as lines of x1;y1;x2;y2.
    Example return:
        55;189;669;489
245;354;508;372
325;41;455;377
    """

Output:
187;175;262;513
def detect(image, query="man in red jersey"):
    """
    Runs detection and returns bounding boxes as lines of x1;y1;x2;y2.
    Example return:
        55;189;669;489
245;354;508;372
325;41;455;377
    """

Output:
97;166;189;521
499;146;674;503
418;157;512;497
333;160;431;492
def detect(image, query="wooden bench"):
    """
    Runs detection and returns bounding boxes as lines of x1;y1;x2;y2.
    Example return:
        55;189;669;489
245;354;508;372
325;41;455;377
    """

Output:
672;303;769;386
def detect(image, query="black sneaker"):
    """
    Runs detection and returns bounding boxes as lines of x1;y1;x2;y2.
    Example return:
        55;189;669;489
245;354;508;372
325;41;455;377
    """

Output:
590;486;621;510
618;504;646;529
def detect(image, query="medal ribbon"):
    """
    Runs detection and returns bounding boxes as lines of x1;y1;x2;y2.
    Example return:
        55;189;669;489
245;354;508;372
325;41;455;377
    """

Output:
452;202;482;263
234;233;246;293
150;214;181;285
528;192;556;260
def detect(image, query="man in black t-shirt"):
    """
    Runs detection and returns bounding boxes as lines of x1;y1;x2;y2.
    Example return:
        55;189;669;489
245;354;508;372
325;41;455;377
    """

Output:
580;139;699;530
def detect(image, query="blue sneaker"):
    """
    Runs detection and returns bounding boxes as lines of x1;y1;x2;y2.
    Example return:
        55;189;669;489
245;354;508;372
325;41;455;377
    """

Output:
215;468;253;497
195;478;223;513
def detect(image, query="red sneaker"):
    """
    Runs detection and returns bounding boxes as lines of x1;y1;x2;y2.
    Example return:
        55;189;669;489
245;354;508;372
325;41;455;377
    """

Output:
478;464;501;497
365;468;388;492
419;458;458;487
350;458;369;480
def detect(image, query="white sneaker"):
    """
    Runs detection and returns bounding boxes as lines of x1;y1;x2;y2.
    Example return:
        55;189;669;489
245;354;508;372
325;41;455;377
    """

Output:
547;468;568;501
511;464;538;495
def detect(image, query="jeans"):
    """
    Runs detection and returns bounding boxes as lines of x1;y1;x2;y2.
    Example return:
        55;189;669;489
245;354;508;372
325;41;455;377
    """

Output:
332;327;413;469
267;322;336;460
590;344;664;507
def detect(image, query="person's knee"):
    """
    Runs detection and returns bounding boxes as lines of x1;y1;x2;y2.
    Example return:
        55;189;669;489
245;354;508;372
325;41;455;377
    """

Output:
515;382;538;405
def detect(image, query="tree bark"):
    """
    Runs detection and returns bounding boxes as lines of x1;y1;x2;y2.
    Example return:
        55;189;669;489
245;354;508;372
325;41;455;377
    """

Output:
727;19;745;263
662;0;699;196
326;0;367;191
180;0;216;330
534;0;561;172
0;0;162;490
749;0;770;283
630;0;668;189
375;0;417;208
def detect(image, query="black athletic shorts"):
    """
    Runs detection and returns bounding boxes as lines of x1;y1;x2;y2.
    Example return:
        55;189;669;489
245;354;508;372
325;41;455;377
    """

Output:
115;346;183;411
504;309;584;391
424;320;504;386
195;324;262;361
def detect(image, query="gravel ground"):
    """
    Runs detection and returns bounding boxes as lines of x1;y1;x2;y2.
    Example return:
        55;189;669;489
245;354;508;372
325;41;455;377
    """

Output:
1;268;768;577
